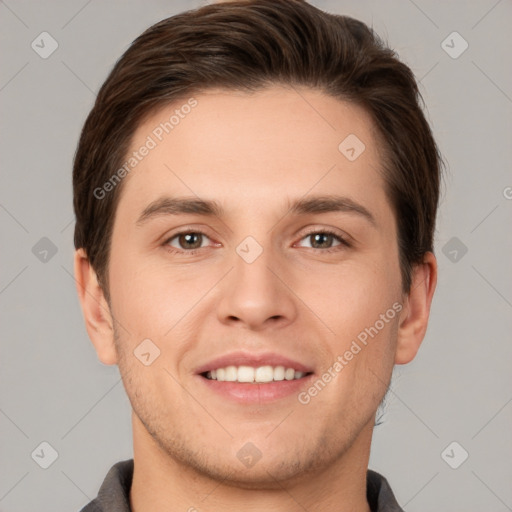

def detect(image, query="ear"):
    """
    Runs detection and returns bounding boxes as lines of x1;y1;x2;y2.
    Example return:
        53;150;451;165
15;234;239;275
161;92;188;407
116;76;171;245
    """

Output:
395;251;437;365
74;248;117;365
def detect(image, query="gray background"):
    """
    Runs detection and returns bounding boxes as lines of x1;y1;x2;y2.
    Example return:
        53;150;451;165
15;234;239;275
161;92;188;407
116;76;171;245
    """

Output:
1;0;511;511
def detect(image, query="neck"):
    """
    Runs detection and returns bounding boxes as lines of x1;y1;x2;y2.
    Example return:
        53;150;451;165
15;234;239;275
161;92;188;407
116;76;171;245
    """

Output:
129;412;374;512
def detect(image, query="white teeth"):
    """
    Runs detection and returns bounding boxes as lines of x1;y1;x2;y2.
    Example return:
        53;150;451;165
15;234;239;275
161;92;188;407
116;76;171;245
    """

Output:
224;365;237;381
237;366;255;382
284;368;295;380
206;365;308;383
273;366;285;381
255;365;273;383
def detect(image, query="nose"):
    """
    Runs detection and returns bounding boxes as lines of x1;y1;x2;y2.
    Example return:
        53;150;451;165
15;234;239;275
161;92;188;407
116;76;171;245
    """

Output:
216;239;298;331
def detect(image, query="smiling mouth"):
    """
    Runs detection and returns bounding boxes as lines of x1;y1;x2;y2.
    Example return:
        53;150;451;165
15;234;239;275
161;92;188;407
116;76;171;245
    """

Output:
201;365;313;383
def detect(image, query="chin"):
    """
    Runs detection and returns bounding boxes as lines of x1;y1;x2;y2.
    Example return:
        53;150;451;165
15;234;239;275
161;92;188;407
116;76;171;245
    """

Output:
202;457;307;490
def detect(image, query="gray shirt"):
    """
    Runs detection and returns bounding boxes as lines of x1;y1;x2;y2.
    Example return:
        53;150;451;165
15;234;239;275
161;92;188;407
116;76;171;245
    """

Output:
79;459;405;512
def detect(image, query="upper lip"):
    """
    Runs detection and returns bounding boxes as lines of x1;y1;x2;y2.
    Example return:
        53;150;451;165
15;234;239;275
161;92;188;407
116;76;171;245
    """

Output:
195;351;314;375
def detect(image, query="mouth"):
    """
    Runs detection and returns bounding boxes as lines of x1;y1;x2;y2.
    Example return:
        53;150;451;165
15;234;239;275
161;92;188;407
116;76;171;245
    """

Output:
195;352;315;403
201;365;313;383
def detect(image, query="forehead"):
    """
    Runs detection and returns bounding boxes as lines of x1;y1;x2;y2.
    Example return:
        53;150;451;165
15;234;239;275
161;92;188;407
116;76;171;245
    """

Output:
118;85;388;216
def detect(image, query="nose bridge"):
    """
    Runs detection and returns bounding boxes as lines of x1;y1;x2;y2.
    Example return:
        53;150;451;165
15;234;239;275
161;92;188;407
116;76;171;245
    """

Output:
240;236;276;281
232;232;281;299
216;231;296;328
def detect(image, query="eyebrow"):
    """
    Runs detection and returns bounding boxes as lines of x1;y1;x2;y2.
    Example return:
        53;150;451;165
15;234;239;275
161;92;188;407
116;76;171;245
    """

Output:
136;194;376;227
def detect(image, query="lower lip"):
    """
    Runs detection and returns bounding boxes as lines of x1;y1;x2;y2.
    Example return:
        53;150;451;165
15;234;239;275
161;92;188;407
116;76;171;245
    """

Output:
197;374;315;404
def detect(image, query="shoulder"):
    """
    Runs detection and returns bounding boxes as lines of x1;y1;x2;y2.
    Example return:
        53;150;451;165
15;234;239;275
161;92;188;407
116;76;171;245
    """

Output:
366;469;404;512
78;459;134;512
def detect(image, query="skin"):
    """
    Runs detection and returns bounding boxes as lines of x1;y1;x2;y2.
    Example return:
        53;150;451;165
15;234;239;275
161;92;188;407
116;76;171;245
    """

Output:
74;85;437;512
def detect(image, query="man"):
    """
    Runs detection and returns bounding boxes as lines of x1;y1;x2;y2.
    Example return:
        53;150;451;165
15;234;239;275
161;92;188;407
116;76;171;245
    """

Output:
73;0;442;510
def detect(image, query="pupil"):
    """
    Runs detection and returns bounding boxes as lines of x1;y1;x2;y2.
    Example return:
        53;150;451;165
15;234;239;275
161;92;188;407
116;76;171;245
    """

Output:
313;233;331;248
181;233;201;249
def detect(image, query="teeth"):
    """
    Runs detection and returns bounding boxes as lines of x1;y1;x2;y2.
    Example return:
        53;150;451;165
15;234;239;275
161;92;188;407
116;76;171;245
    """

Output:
255;366;273;382
284;368;295;380
225;365;237;381
273;366;285;381
206;365;308;383
238;366;255;382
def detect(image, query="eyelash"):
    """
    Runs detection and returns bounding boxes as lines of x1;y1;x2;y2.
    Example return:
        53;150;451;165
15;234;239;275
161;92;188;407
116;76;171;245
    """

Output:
163;228;351;256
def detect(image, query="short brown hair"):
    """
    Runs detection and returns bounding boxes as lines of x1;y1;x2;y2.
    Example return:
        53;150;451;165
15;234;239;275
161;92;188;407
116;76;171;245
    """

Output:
73;0;444;302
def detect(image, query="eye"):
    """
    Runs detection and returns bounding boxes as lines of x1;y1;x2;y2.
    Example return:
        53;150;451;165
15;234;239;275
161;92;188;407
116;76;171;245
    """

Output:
164;230;212;254
162;228;351;256
296;229;351;252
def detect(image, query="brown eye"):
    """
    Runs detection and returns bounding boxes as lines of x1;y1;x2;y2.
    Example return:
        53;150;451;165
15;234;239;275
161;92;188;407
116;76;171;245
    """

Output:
166;231;210;252
298;230;348;251
178;233;203;249
308;232;336;249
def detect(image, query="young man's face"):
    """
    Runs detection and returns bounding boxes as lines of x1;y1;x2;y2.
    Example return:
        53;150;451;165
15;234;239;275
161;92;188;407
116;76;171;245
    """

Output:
78;85;435;486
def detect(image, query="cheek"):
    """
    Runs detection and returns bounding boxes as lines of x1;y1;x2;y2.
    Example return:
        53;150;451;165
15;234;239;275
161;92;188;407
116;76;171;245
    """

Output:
323;310;399;413
318;260;398;321
309;257;401;370
109;251;218;356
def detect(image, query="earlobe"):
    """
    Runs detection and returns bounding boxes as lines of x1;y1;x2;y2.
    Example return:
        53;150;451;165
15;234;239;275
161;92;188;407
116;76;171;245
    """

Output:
73;248;118;365
395;252;437;365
